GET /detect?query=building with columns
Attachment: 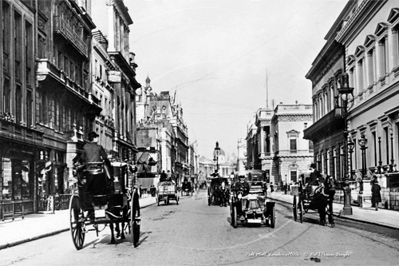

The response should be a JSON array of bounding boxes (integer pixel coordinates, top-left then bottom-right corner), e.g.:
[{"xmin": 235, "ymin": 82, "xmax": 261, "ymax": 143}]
[
  {"xmin": 304, "ymin": 8, "xmax": 347, "ymax": 181},
  {"xmin": 92, "ymin": 0, "xmax": 141, "ymax": 164},
  {"xmin": 246, "ymin": 103, "xmax": 313, "ymax": 188},
  {"xmin": 305, "ymin": 0, "xmax": 399, "ymax": 209},
  {"xmin": 335, "ymin": 0, "xmax": 399, "ymax": 208}
]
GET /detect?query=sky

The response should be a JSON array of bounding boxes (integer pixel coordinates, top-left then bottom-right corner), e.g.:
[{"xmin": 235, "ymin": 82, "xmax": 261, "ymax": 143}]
[{"xmin": 126, "ymin": 0, "xmax": 348, "ymax": 158}]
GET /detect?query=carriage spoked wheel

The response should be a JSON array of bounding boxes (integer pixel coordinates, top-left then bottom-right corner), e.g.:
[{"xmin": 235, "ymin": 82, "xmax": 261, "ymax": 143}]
[
  {"xmin": 293, "ymin": 195, "xmax": 298, "ymax": 222},
  {"xmin": 130, "ymin": 189, "xmax": 141, "ymax": 247},
  {"xmin": 298, "ymin": 199, "xmax": 304, "ymax": 223},
  {"xmin": 69, "ymin": 194, "xmax": 86, "ymax": 250},
  {"xmin": 270, "ymin": 207, "xmax": 276, "ymax": 228},
  {"xmin": 231, "ymin": 204, "xmax": 237, "ymax": 228}
]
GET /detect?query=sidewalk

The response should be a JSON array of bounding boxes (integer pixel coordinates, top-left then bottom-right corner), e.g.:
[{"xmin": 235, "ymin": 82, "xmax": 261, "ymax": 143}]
[
  {"xmin": 0, "ymin": 195, "xmax": 156, "ymax": 250},
  {"xmin": 267, "ymin": 191, "xmax": 399, "ymax": 230}
]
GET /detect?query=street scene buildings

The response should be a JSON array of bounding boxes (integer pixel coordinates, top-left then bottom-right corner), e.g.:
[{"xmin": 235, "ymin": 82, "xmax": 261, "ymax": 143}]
[{"xmin": 1, "ymin": 1, "xmax": 399, "ymax": 265}]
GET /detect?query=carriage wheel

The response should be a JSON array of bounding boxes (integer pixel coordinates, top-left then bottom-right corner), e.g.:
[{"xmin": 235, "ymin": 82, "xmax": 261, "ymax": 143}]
[
  {"xmin": 299, "ymin": 199, "xmax": 304, "ymax": 223},
  {"xmin": 130, "ymin": 189, "xmax": 141, "ymax": 247},
  {"xmin": 231, "ymin": 205, "xmax": 237, "ymax": 228},
  {"xmin": 69, "ymin": 195, "xmax": 85, "ymax": 250},
  {"xmin": 293, "ymin": 196, "xmax": 298, "ymax": 222},
  {"xmin": 270, "ymin": 207, "xmax": 276, "ymax": 228},
  {"xmin": 327, "ymin": 203, "xmax": 335, "ymax": 227}
]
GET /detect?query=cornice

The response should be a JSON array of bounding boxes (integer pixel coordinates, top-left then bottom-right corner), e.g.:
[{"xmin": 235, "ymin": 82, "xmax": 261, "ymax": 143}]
[{"xmin": 335, "ymin": 0, "xmax": 387, "ymax": 45}]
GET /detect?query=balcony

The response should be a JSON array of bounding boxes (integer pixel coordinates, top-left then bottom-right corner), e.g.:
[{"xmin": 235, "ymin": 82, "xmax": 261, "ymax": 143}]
[
  {"xmin": 53, "ymin": 16, "xmax": 88, "ymax": 58},
  {"xmin": 304, "ymin": 108, "xmax": 344, "ymax": 142},
  {"xmin": 36, "ymin": 59, "xmax": 101, "ymax": 115}
]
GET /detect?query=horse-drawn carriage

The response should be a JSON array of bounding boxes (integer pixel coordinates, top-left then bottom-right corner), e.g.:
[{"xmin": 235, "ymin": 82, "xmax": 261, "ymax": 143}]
[
  {"xmin": 207, "ymin": 177, "xmax": 230, "ymax": 206},
  {"xmin": 291, "ymin": 172, "xmax": 335, "ymax": 227},
  {"xmin": 156, "ymin": 180, "xmax": 179, "ymax": 205},
  {"xmin": 69, "ymin": 162, "xmax": 141, "ymax": 250},
  {"xmin": 181, "ymin": 181, "xmax": 194, "ymax": 196}
]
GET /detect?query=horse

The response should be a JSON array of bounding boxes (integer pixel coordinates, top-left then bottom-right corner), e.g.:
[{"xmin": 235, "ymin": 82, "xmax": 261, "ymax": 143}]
[{"xmin": 310, "ymin": 175, "xmax": 336, "ymax": 226}]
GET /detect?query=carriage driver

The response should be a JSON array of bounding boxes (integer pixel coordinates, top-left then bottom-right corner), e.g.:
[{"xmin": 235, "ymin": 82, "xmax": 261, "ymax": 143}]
[
  {"xmin": 306, "ymin": 163, "xmax": 324, "ymax": 196},
  {"xmin": 232, "ymin": 175, "xmax": 251, "ymax": 217},
  {"xmin": 82, "ymin": 132, "xmax": 113, "ymax": 220}
]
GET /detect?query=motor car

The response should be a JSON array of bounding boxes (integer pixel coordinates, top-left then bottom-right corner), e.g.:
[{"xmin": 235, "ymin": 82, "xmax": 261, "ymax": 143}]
[{"xmin": 230, "ymin": 187, "xmax": 275, "ymax": 228}]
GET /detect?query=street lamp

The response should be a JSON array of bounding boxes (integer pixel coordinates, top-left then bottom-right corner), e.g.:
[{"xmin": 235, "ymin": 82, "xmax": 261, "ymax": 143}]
[
  {"xmin": 358, "ymin": 134, "xmax": 368, "ymax": 193},
  {"xmin": 337, "ymin": 72, "xmax": 354, "ymax": 215},
  {"xmin": 278, "ymin": 158, "xmax": 282, "ymax": 190},
  {"xmin": 390, "ymin": 128, "xmax": 395, "ymax": 172},
  {"xmin": 213, "ymin": 141, "xmax": 220, "ymax": 173},
  {"xmin": 348, "ymin": 139, "xmax": 355, "ymax": 179}
]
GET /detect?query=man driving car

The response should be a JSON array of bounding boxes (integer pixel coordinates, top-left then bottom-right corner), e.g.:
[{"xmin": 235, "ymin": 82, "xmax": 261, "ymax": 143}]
[{"xmin": 232, "ymin": 175, "xmax": 250, "ymax": 217}]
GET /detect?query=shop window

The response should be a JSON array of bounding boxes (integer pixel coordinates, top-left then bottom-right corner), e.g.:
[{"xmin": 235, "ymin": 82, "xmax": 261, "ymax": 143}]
[
  {"xmin": 2, "ymin": 158, "xmax": 12, "ymax": 200},
  {"xmin": 1, "ymin": 159, "xmax": 31, "ymax": 201}
]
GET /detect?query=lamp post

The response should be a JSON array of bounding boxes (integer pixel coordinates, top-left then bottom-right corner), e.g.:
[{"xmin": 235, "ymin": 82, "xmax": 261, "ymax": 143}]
[
  {"xmin": 337, "ymin": 72, "xmax": 354, "ymax": 215},
  {"xmin": 358, "ymin": 134, "xmax": 368, "ymax": 193},
  {"xmin": 278, "ymin": 158, "xmax": 282, "ymax": 191},
  {"xmin": 348, "ymin": 139, "xmax": 355, "ymax": 179},
  {"xmin": 390, "ymin": 128, "xmax": 395, "ymax": 172},
  {"xmin": 213, "ymin": 141, "xmax": 220, "ymax": 173}
]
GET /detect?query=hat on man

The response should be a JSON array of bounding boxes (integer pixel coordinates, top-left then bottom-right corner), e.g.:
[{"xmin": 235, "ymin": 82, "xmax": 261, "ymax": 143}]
[
  {"xmin": 310, "ymin": 163, "xmax": 316, "ymax": 169},
  {"xmin": 88, "ymin": 131, "xmax": 99, "ymax": 141}
]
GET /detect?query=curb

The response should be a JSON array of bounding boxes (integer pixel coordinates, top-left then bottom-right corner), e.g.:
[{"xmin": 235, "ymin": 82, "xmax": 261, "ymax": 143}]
[
  {"xmin": 0, "ymin": 201, "xmax": 157, "ymax": 251},
  {"xmin": 0, "ymin": 228, "xmax": 69, "ymax": 251},
  {"xmin": 269, "ymin": 196, "xmax": 399, "ymax": 230}
]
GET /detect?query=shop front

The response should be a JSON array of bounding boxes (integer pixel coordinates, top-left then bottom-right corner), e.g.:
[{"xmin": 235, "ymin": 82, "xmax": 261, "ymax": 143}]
[{"xmin": 0, "ymin": 145, "xmax": 37, "ymax": 220}]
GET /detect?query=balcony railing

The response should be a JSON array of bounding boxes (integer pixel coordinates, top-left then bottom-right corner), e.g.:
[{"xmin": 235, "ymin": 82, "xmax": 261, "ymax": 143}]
[
  {"xmin": 53, "ymin": 16, "xmax": 88, "ymax": 58},
  {"xmin": 36, "ymin": 59, "xmax": 90, "ymax": 102}
]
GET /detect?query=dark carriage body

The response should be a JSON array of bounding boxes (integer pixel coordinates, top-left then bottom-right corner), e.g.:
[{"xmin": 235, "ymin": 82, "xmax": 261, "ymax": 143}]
[
  {"xmin": 291, "ymin": 172, "xmax": 335, "ymax": 227},
  {"xmin": 207, "ymin": 177, "xmax": 230, "ymax": 206},
  {"xmin": 69, "ymin": 162, "xmax": 141, "ymax": 250}
]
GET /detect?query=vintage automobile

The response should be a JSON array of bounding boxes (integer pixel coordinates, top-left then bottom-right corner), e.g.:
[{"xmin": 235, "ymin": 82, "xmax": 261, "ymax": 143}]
[
  {"xmin": 230, "ymin": 173, "xmax": 275, "ymax": 228},
  {"xmin": 230, "ymin": 192, "xmax": 275, "ymax": 228},
  {"xmin": 156, "ymin": 181, "xmax": 179, "ymax": 205}
]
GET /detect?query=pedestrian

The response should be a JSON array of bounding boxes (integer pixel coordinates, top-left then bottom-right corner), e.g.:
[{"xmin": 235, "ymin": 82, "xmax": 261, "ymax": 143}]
[
  {"xmin": 283, "ymin": 182, "xmax": 288, "ymax": 194},
  {"xmin": 139, "ymin": 184, "xmax": 143, "ymax": 198},
  {"xmin": 371, "ymin": 180, "xmax": 382, "ymax": 211},
  {"xmin": 370, "ymin": 175, "xmax": 377, "ymax": 207}
]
